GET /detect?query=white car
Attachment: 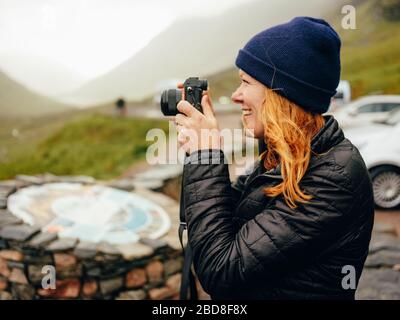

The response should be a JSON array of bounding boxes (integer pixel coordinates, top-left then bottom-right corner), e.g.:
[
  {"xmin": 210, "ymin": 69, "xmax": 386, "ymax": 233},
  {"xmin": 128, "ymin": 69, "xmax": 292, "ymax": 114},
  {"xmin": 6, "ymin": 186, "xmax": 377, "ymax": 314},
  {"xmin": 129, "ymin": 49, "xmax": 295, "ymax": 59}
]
[
  {"xmin": 332, "ymin": 95, "xmax": 400, "ymax": 129},
  {"xmin": 329, "ymin": 80, "xmax": 351, "ymax": 112},
  {"xmin": 344, "ymin": 109, "xmax": 400, "ymax": 209}
]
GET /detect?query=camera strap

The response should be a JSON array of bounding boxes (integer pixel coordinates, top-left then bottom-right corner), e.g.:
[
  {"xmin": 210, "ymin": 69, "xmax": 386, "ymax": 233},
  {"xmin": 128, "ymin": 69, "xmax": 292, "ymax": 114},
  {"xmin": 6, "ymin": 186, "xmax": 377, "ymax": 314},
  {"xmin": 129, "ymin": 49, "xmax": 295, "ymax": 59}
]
[{"xmin": 178, "ymin": 165, "xmax": 198, "ymax": 300}]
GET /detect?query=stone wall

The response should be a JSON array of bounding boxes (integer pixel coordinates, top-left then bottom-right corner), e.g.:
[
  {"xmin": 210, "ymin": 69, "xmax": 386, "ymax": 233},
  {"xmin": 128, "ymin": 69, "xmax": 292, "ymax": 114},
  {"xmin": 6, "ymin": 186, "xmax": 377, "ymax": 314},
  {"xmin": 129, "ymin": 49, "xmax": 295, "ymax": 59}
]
[
  {"xmin": 0, "ymin": 174, "xmax": 208, "ymax": 300},
  {"xmin": 0, "ymin": 239, "xmax": 183, "ymax": 300}
]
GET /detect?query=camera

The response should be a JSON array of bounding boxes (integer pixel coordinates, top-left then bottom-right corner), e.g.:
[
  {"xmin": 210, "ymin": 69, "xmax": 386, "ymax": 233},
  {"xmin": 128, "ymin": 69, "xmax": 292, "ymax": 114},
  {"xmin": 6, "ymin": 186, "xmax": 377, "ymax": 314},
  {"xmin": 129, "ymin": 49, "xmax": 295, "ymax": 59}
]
[{"xmin": 160, "ymin": 77, "xmax": 208, "ymax": 116}]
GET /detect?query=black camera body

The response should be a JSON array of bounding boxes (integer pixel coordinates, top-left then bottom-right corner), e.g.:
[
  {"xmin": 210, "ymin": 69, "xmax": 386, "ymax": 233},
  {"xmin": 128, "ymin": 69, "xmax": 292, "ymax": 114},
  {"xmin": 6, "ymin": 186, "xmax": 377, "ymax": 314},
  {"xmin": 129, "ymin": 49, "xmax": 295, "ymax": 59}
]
[{"xmin": 160, "ymin": 77, "xmax": 208, "ymax": 116}]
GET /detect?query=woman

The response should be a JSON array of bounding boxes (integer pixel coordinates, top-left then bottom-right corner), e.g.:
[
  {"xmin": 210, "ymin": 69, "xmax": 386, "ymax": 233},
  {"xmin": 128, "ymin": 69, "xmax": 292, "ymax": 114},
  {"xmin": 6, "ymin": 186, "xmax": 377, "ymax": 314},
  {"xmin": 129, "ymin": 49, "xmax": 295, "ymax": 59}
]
[{"xmin": 173, "ymin": 17, "xmax": 374, "ymax": 300}]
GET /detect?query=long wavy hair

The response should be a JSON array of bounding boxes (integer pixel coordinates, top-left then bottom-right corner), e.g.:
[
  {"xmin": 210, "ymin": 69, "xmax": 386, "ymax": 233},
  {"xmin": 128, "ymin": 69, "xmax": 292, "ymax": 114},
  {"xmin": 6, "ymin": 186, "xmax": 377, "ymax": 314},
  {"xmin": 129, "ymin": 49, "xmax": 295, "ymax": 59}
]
[{"xmin": 259, "ymin": 88, "xmax": 325, "ymax": 209}]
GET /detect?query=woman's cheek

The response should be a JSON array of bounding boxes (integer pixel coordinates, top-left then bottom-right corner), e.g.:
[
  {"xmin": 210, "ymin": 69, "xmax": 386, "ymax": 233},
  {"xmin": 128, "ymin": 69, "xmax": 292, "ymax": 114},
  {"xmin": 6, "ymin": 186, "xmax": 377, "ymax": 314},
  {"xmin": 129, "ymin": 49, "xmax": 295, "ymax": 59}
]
[
  {"xmin": 252, "ymin": 110, "xmax": 264, "ymax": 138},
  {"xmin": 242, "ymin": 114, "xmax": 254, "ymax": 137}
]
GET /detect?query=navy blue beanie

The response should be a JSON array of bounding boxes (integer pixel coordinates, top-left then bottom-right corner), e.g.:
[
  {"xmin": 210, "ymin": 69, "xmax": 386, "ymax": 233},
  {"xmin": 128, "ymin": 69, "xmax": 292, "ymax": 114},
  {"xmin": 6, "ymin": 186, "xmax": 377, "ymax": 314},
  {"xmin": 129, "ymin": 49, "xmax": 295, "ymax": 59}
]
[{"xmin": 235, "ymin": 16, "xmax": 341, "ymax": 114}]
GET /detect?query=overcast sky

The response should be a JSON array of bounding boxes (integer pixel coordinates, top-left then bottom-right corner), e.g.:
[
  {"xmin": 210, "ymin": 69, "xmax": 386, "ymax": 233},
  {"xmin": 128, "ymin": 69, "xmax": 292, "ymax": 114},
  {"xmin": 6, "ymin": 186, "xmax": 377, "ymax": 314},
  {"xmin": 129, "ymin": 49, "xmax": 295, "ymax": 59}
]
[{"xmin": 0, "ymin": 0, "xmax": 250, "ymax": 79}]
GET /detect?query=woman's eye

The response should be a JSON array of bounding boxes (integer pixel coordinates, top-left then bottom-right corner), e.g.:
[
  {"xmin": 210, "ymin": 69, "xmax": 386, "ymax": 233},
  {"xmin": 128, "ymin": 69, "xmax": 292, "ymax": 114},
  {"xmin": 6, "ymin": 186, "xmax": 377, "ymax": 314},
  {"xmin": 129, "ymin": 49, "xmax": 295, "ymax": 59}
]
[{"xmin": 241, "ymin": 79, "xmax": 249, "ymax": 84}]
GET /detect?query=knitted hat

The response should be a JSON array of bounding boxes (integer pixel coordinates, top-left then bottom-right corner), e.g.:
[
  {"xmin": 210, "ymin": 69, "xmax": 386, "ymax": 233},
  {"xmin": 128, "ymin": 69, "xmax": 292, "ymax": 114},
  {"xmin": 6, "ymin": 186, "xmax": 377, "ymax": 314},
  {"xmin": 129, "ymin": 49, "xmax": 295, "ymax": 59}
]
[{"xmin": 235, "ymin": 16, "xmax": 341, "ymax": 114}]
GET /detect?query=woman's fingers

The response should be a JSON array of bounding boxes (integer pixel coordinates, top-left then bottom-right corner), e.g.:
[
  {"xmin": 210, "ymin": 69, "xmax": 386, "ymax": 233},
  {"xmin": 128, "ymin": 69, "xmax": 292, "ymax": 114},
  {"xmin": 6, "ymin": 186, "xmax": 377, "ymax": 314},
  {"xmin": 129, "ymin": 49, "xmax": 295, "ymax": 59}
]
[
  {"xmin": 167, "ymin": 116, "xmax": 176, "ymax": 122},
  {"xmin": 175, "ymin": 113, "xmax": 190, "ymax": 127},
  {"xmin": 201, "ymin": 94, "xmax": 216, "ymax": 118},
  {"xmin": 177, "ymin": 100, "xmax": 203, "ymax": 118},
  {"xmin": 177, "ymin": 125, "xmax": 187, "ymax": 143},
  {"xmin": 177, "ymin": 82, "xmax": 185, "ymax": 100}
]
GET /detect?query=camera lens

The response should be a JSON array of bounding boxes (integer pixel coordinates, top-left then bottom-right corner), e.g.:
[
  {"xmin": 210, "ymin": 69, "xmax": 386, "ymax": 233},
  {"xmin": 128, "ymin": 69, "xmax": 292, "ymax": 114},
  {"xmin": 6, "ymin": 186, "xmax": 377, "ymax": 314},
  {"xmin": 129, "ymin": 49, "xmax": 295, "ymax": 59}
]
[{"xmin": 160, "ymin": 89, "xmax": 182, "ymax": 116}]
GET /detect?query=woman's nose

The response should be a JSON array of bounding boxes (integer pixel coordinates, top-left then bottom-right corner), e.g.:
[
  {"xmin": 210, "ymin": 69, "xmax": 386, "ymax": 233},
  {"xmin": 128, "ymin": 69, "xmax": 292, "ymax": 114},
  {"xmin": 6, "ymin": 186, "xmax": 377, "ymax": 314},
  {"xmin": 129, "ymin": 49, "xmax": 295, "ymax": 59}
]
[{"xmin": 231, "ymin": 88, "xmax": 242, "ymax": 104}]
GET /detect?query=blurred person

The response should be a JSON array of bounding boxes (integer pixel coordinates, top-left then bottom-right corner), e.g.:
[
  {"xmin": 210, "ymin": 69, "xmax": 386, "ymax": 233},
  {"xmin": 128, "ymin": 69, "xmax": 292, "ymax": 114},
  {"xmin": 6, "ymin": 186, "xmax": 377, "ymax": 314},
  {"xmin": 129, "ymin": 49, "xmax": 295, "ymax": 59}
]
[
  {"xmin": 173, "ymin": 17, "xmax": 374, "ymax": 299},
  {"xmin": 116, "ymin": 97, "xmax": 127, "ymax": 117}
]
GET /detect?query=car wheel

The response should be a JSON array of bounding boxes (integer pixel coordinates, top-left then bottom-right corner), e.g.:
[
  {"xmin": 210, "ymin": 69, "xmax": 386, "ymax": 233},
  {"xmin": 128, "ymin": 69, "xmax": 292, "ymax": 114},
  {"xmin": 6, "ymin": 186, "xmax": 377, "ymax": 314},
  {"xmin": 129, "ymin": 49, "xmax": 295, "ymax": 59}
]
[{"xmin": 370, "ymin": 165, "xmax": 400, "ymax": 210}]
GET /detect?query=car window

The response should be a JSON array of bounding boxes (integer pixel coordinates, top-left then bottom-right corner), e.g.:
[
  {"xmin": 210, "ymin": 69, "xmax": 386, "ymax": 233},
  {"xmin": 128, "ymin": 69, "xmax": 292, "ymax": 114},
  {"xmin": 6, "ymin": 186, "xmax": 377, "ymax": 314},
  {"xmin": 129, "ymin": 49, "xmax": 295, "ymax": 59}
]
[
  {"xmin": 357, "ymin": 103, "xmax": 383, "ymax": 113},
  {"xmin": 381, "ymin": 103, "xmax": 400, "ymax": 112},
  {"xmin": 334, "ymin": 92, "xmax": 344, "ymax": 99}
]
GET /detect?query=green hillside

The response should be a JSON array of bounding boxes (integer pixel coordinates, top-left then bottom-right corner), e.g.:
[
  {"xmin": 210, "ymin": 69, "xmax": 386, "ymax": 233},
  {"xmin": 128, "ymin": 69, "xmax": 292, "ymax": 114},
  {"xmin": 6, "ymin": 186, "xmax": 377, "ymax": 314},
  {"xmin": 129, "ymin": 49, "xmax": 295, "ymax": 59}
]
[
  {"xmin": 206, "ymin": 0, "xmax": 400, "ymax": 100},
  {"xmin": 333, "ymin": 0, "xmax": 400, "ymax": 98},
  {"xmin": 0, "ymin": 115, "xmax": 169, "ymax": 180}
]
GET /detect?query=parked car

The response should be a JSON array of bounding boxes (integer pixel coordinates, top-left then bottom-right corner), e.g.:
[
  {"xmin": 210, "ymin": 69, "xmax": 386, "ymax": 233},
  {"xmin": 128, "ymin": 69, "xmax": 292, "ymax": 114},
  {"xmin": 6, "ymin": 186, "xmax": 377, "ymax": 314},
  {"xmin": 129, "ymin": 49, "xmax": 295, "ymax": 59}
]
[
  {"xmin": 344, "ymin": 109, "xmax": 400, "ymax": 209},
  {"xmin": 332, "ymin": 95, "xmax": 400, "ymax": 129},
  {"xmin": 329, "ymin": 80, "xmax": 351, "ymax": 112}
]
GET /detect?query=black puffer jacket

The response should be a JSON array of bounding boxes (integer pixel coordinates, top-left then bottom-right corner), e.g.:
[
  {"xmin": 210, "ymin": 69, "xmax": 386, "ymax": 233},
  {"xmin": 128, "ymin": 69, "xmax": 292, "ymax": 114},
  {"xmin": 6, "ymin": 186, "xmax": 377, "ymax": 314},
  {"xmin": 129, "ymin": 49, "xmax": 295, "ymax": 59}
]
[{"xmin": 183, "ymin": 115, "xmax": 374, "ymax": 300}]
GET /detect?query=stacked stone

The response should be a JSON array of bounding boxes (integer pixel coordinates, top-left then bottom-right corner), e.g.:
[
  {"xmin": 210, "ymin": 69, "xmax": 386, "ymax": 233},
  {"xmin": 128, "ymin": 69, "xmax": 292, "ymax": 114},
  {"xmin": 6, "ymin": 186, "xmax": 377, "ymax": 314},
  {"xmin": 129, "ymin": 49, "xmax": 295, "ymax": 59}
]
[{"xmin": 0, "ymin": 174, "xmax": 208, "ymax": 300}]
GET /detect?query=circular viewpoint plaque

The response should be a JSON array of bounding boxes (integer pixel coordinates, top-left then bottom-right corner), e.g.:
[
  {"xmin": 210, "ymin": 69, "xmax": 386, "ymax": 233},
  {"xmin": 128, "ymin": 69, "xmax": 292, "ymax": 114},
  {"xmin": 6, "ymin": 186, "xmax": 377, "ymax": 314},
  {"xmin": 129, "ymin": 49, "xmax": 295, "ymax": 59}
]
[{"xmin": 7, "ymin": 183, "xmax": 171, "ymax": 244}]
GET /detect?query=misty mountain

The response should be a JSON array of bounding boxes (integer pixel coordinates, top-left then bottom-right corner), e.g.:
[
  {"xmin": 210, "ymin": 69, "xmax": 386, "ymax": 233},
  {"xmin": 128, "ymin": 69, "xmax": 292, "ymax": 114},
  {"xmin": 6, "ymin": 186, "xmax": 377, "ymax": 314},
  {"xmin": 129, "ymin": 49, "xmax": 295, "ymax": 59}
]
[
  {"xmin": 0, "ymin": 69, "xmax": 73, "ymax": 117},
  {"xmin": 66, "ymin": 0, "xmax": 342, "ymax": 106},
  {"xmin": 0, "ymin": 53, "xmax": 88, "ymax": 99}
]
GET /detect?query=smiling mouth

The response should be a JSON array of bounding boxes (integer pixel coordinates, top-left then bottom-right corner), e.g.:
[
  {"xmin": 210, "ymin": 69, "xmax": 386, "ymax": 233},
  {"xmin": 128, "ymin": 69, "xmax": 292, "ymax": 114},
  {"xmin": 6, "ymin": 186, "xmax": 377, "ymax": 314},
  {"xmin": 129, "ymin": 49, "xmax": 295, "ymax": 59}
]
[{"xmin": 242, "ymin": 109, "xmax": 252, "ymax": 116}]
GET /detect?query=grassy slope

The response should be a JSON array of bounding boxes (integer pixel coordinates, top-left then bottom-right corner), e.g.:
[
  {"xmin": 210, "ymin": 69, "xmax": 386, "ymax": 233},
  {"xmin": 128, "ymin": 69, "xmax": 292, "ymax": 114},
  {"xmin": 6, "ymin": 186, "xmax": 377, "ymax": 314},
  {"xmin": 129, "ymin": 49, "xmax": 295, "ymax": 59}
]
[
  {"xmin": 332, "ymin": 0, "xmax": 400, "ymax": 98},
  {"xmin": 204, "ymin": 0, "xmax": 400, "ymax": 100},
  {"xmin": 0, "ymin": 105, "xmax": 110, "ymax": 164},
  {"xmin": 0, "ymin": 114, "xmax": 169, "ymax": 180}
]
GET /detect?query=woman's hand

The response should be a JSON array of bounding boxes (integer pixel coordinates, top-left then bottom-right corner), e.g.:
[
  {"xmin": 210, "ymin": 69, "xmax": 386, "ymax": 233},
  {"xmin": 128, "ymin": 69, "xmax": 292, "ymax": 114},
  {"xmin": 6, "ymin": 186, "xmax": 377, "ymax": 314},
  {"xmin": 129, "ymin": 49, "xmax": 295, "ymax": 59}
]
[{"xmin": 171, "ymin": 83, "xmax": 221, "ymax": 155}]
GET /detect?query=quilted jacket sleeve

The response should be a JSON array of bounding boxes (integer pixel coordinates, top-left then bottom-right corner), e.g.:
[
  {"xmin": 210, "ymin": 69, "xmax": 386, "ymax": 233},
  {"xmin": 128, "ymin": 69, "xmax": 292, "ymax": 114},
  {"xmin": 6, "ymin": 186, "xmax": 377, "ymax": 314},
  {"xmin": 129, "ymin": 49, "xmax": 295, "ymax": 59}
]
[{"xmin": 183, "ymin": 149, "xmax": 357, "ymax": 297}]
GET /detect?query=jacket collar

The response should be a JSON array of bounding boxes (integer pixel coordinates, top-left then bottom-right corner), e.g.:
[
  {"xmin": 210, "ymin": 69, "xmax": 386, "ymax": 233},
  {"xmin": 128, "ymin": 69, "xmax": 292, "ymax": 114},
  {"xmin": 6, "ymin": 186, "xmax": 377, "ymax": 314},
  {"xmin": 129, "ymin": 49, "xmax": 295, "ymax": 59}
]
[
  {"xmin": 311, "ymin": 115, "xmax": 344, "ymax": 155},
  {"xmin": 259, "ymin": 115, "xmax": 344, "ymax": 179}
]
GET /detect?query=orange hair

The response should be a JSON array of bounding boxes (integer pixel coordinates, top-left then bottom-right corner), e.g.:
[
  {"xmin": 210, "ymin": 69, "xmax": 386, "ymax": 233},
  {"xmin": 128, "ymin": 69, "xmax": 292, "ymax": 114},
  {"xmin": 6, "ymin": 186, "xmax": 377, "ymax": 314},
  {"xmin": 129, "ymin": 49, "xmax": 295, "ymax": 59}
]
[{"xmin": 259, "ymin": 88, "xmax": 325, "ymax": 209}]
